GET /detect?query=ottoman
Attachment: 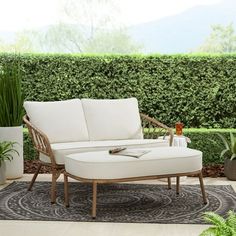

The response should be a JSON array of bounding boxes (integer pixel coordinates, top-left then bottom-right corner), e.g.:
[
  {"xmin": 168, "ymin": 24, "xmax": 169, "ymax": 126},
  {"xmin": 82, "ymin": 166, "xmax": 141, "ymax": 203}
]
[{"xmin": 64, "ymin": 147, "xmax": 207, "ymax": 218}]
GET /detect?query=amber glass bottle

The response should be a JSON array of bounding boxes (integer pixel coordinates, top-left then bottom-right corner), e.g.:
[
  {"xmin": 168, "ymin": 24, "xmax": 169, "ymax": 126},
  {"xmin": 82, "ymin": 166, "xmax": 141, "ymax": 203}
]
[{"xmin": 175, "ymin": 121, "xmax": 183, "ymax": 136}]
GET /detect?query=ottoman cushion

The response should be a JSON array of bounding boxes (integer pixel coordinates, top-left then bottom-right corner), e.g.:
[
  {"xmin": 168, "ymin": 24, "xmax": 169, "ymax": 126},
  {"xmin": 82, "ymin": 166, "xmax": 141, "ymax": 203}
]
[{"xmin": 65, "ymin": 147, "xmax": 202, "ymax": 179}]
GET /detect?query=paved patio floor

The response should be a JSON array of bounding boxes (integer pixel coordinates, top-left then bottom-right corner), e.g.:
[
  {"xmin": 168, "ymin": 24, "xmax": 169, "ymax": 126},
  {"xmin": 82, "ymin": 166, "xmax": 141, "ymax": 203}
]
[{"xmin": 0, "ymin": 174, "xmax": 235, "ymax": 236}]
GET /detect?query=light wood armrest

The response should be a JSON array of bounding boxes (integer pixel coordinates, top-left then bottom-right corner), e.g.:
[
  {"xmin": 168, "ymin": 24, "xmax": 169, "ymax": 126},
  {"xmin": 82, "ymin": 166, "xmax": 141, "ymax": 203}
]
[
  {"xmin": 140, "ymin": 113, "xmax": 174, "ymax": 146},
  {"xmin": 23, "ymin": 115, "xmax": 56, "ymax": 166}
]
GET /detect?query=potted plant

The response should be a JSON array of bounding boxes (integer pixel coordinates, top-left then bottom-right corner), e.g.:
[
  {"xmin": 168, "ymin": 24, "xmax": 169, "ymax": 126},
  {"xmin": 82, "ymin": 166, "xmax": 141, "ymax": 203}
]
[
  {"xmin": 200, "ymin": 211, "xmax": 236, "ymax": 236},
  {"xmin": 0, "ymin": 59, "xmax": 24, "ymax": 179},
  {"xmin": 0, "ymin": 141, "xmax": 19, "ymax": 184},
  {"xmin": 217, "ymin": 132, "xmax": 236, "ymax": 180}
]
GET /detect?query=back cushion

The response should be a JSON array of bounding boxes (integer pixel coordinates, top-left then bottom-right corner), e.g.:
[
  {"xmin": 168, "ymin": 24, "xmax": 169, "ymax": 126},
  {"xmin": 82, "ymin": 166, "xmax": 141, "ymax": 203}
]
[
  {"xmin": 24, "ymin": 99, "xmax": 89, "ymax": 143},
  {"xmin": 82, "ymin": 98, "xmax": 143, "ymax": 141}
]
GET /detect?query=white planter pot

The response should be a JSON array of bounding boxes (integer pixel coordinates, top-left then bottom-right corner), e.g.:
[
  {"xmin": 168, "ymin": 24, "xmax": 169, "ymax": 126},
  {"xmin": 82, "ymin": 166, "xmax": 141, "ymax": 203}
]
[
  {"xmin": 0, "ymin": 126, "xmax": 23, "ymax": 179},
  {"xmin": 0, "ymin": 161, "xmax": 6, "ymax": 185}
]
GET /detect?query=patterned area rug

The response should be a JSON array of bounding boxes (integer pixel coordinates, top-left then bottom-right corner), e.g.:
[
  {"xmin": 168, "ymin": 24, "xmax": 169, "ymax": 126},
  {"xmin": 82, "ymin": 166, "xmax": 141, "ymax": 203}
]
[{"xmin": 0, "ymin": 181, "xmax": 235, "ymax": 224}]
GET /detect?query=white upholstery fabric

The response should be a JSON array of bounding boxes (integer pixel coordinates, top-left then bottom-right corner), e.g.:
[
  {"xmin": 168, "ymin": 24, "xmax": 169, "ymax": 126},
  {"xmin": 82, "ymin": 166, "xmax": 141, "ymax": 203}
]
[
  {"xmin": 65, "ymin": 147, "xmax": 202, "ymax": 179},
  {"xmin": 24, "ymin": 99, "xmax": 89, "ymax": 143},
  {"xmin": 39, "ymin": 139, "xmax": 169, "ymax": 164},
  {"xmin": 81, "ymin": 98, "xmax": 143, "ymax": 141}
]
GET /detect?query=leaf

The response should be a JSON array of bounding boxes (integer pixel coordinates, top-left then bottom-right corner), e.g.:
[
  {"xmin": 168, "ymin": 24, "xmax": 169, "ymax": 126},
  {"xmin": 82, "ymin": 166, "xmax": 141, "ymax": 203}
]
[
  {"xmin": 230, "ymin": 154, "xmax": 236, "ymax": 161},
  {"xmin": 201, "ymin": 211, "xmax": 236, "ymax": 236},
  {"xmin": 200, "ymin": 227, "xmax": 218, "ymax": 236},
  {"xmin": 220, "ymin": 149, "xmax": 230, "ymax": 158},
  {"xmin": 0, "ymin": 141, "xmax": 18, "ymax": 164},
  {"xmin": 203, "ymin": 212, "xmax": 226, "ymax": 227},
  {"xmin": 216, "ymin": 133, "xmax": 230, "ymax": 152},
  {"xmin": 226, "ymin": 211, "xmax": 236, "ymax": 232},
  {"xmin": 230, "ymin": 132, "xmax": 236, "ymax": 153},
  {"xmin": 0, "ymin": 59, "xmax": 24, "ymax": 127}
]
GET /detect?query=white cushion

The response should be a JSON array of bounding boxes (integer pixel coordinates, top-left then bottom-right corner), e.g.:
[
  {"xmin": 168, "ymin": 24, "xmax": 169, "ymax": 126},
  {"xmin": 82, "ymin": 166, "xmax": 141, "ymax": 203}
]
[
  {"xmin": 39, "ymin": 139, "xmax": 169, "ymax": 164},
  {"xmin": 24, "ymin": 99, "xmax": 89, "ymax": 143},
  {"xmin": 65, "ymin": 147, "xmax": 202, "ymax": 179},
  {"xmin": 81, "ymin": 98, "xmax": 143, "ymax": 141}
]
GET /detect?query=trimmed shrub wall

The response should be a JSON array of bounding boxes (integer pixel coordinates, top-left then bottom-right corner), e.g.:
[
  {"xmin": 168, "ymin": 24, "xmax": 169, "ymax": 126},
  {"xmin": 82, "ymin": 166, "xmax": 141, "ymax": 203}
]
[
  {"xmin": 24, "ymin": 130, "xmax": 37, "ymax": 161},
  {"xmin": 184, "ymin": 129, "xmax": 236, "ymax": 165},
  {"xmin": 1, "ymin": 53, "xmax": 236, "ymax": 128},
  {"xmin": 23, "ymin": 129, "xmax": 236, "ymax": 165}
]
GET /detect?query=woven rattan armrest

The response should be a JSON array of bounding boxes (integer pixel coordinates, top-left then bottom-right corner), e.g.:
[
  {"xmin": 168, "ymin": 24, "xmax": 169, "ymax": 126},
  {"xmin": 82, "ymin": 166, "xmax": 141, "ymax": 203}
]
[
  {"xmin": 23, "ymin": 115, "xmax": 56, "ymax": 166},
  {"xmin": 140, "ymin": 113, "xmax": 173, "ymax": 146}
]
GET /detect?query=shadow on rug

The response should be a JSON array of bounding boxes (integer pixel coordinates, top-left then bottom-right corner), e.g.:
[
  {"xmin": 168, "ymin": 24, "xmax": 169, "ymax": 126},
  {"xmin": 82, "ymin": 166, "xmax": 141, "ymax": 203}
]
[{"xmin": 0, "ymin": 181, "xmax": 235, "ymax": 224}]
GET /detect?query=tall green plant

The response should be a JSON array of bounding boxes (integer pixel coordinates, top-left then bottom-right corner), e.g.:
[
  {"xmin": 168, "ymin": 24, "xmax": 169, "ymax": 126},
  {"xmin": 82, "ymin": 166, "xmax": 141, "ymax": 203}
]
[
  {"xmin": 200, "ymin": 211, "xmax": 236, "ymax": 236},
  {"xmin": 217, "ymin": 132, "xmax": 236, "ymax": 160},
  {"xmin": 0, "ymin": 61, "xmax": 24, "ymax": 126},
  {"xmin": 0, "ymin": 141, "xmax": 19, "ymax": 167}
]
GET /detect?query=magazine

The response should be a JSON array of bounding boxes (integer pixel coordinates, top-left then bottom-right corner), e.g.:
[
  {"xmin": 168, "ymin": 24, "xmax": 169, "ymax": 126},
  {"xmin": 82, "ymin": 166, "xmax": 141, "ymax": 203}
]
[{"xmin": 109, "ymin": 147, "xmax": 150, "ymax": 158}]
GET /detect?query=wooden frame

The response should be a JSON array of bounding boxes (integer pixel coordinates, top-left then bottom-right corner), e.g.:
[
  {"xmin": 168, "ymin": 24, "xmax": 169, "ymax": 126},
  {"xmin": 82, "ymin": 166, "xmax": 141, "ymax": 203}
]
[
  {"xmin": 64, "ymin": 170, "xmax": 207, "ymax": 219},
  {"xmin": 23, "ymin": 115, "xmax": 64, "ymax": 203},
  {"xmin": 23, "ymin": 114, "xmax": 174, "ymax": 203}
]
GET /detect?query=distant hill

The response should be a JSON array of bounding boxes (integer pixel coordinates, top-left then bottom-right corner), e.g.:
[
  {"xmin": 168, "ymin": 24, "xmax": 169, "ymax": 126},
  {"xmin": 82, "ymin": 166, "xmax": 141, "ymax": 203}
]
[
  {"xmin": 1, "ymin": 0, "xmax": 236, "ymax": 54},
  {"xmin": 129, "ymin": 0, "xmax": 236, "ymax": 53}
]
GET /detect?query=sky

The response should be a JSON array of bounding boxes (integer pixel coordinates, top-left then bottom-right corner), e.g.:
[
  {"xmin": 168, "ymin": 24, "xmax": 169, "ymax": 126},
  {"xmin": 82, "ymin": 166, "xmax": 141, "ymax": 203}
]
[{"xmin": 0, "ymin": 0, "xmax": 222, "ymax": 31}]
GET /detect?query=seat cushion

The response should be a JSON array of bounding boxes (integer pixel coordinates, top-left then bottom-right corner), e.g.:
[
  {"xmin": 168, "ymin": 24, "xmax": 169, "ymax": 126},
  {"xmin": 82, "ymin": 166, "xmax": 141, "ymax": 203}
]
[
  {"xmin": 39, "ymin": 139, "xmax": 169, "ymax": 164},
  {"xmin": 24, "ymin": 99, "xmax": 89, "ymax": 143},
  {"xmin": 81, "ymin": 98, "xmax": 143, "ymax": 141},
  {"xmin": 65, "ymin": 147, "xmax": 202, "ymax": 179}
]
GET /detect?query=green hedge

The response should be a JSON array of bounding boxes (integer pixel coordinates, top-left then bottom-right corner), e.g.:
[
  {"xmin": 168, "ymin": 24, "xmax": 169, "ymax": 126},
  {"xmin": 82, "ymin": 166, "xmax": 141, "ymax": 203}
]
[
  {"xmin": 1, "ymin": 53, "xmax": 236, "ymax": 128},
  {"xmin": 184, "ymin": 129, "xmax": 235, "ymax": 165},
  {"xmin": 23, "ymin": 128, "xmax": 236, "ymax": 165},
  {"xmin": 23, "ymin": 130, "xmax": 37, "ymax": 161}
]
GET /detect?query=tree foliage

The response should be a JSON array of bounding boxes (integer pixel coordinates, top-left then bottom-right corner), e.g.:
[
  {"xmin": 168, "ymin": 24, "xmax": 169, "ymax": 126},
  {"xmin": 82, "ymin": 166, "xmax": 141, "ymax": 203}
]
[
  {"xmin": 42, "ymin": 0, "xmax": 142, "ymax": 53},
  {"xmin": 83, "ymin": 29, "xmax": 142, "ymax": 54},
  {"xmin": 197, "ymin": 23, "xmax": 236, "ymax": 53},
  {"xmin": 0, "ymin": 0, "xmax": 142, "ymax": 54},
  {"xmin": 0, "ymin": 31, "xmax": 36, "ymax": 53}
]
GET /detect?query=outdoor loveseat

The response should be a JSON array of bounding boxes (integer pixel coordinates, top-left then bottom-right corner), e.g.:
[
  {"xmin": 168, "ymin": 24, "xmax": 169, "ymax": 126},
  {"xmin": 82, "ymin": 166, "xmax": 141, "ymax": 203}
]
[{"xmin": 23, "ymin": 98, "xmax": 174, "ymax": 203}]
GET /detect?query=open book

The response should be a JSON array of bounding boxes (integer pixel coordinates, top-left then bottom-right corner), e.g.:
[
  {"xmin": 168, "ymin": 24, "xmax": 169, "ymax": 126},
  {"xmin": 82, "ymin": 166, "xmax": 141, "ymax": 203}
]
[{"xmin": 109, "ymin": 148, "xmax": 150, "ymax": 158}]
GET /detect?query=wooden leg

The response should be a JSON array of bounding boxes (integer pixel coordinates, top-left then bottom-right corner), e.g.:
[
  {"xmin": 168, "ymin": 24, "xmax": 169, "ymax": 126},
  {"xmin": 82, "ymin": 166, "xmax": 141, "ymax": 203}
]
[
  {"xmin": 176, "ymin": 176, "xmax": 180, "ymax": 195},
  {"xmin": 198, "ymin": 172, "xmax": 207, "ymax": 204},
  {"xmin": 167, "ymin": 177, "xmax": 171, "ymax": 189},
  {"xmin": 51, "ymin": 169, "xmax": 57, "ymax": 204},
  {"xmin": 28, "ymin": 163, "xmax": 42, "ymax": 191},
  {"xmin": 64, "ymin": 172, "xmax": 69, "ymax": 207},
  {"xmin": 92, "ymin": 181, "xmax": 97, "ymax": 219}
]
